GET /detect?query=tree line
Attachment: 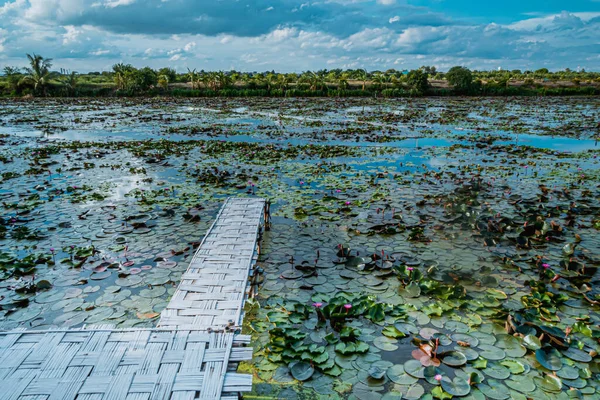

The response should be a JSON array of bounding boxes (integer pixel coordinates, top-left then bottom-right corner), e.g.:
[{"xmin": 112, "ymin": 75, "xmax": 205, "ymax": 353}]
[{"xmin": 2, "ymin": 54, "xmax": 599, "ymax": 97}]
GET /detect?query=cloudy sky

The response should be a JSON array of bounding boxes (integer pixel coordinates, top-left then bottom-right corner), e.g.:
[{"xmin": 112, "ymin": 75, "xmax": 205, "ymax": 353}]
[{"xmin": 1, "ymin": 0, "xmax": 599, "ymax": 72}]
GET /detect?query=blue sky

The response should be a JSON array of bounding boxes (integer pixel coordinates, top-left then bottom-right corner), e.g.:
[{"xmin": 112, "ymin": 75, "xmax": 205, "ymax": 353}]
[{"xmin": 1, "ymin": 0, "xmax": 599, "ymax": 72}]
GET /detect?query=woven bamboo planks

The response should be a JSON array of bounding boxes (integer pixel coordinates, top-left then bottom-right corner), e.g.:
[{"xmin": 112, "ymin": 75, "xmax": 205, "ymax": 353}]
[
  {"xmin": 0, "ymin": 328, "xmax": 252, "ymax": 400},
  {"xmin": 0, "ymin": 197, "xmax": 267, "ymax": 400},
  {"xmin": 158, "ymin": 197, "xmax": 265, "ymax": 331}
]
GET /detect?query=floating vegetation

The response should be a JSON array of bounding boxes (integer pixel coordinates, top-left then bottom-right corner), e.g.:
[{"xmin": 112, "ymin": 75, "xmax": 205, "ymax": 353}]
[{"xmin": 1, "ymin": 97, "xmax": 600, "ymax": 399}]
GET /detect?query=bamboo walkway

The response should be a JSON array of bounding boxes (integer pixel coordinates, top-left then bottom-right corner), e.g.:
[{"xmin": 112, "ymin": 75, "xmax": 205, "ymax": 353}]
[{"xmin": 0, "ymin": 197, "xmax": 268, "ymax": 400}]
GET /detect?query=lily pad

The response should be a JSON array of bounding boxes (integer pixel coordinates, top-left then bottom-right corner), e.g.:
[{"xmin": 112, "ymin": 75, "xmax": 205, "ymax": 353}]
[
  {"xmin": 404, "ymin": 360, "xmax": 426, "ymax": 378},
  {"xmin": 477, "ymin": 344, "xmax": 506, "ymax": 361},
  {"xmin": 522, "ymin": 334, "xmax": 541, "ymax": 350},
  {"xmin": 404, "ymin": 281, "xmax": 421, "ymax": 298},
  {"xmin": 533, "ymin": 374, "xmax": 562, "ymax": 393},
  {"xmin": 478, "ymin": 380, "xmax": 511, "ymax": 400},
  {"xmin": 373, "ymin": 336, "xmax": 398, "ymax": 351},
  {"xmin": 505, "ymin": 375, "xmax": 536, "ymax": 393},
  {"xmin": 289, "ymin": 361, "xmax": 314, "ymax": 381},
  {"xmin": 561, "ymin": 347, "xmax": 592, "ymax": 363},
  {"xmin": 440, "ymin": 351, "xmax": 467, "ymax": 367},
  {"xmin": 368, "ymin": 365, "xmax": 387, "ymax": 380},
  {"xmin": 535, "ymin": 347, "xmax": 562, "ymax": 371},
  {"xmin": 441, "ymin": 376, "xmax": 471, "ymax": 397}
]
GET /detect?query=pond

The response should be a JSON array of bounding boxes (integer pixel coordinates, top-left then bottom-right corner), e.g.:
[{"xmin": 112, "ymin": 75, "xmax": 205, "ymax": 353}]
[{"xmin": 0, "ymin": 97, "xmax": 599, "ymax": 399}]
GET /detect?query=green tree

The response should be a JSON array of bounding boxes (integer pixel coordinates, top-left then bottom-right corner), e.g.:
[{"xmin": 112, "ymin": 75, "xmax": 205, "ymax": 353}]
[
  {"xmin": 357, "ymin": 69, "xmax": 368, "ymax": 90},
  {"xmin": 534, "ymin": 68, "xmax": 549, "ymax": 79},
  {"xmin": 3, "ymin": 66, "xmax": 22, "ymax": 93},
  {"xmin": 157, "ymin": 74, "xmax": 169, "ymax": 89},
  {"xmin": 446, "ymin": 66, "xmax": 473, "ymax": 93},
  {"xmin": 249, "ymin": 74, "xmax": 264, "ymax": 89},
  {"xmin": 276, "ymin": 73, "xmax": 294, "ymax": 94},
  {"xmin": 372, "ymin": 72, "xmax": 389, "ymax": 92},
  {"xmin": 407, "ymin": 69, "xmax": 429, "ymax": 94},
  {"xmin": 264, "ymin": 73, "xmax": 277, "ymax": 92},
  {"xmin": 21, "ymin": 54, "xmax": 53, "ymax": 95},
  {"xmin": 200, "ymin": 72, "xmax": 213, "ymax": 89},
  {"xmin": 215, "ymin": 71, "xmax": 231, "ymax": 90},
  {"xmin": 336, "ymin": 72, "xmax": 350, "ymax": 91},
  {"xmin": 419, "ymin": 65, "xmax": 437, "ymax": 75},
  {"xmin": 229, "ymin": 71, "xmax": 241, "ymax": 86},
  {"xmin": 157, "ymin": 67, "xmax": 177, "ymax": 83},
  {"xmin": 186, "ymin": 68, "xmax": 199, "ymax": 89},
  {"xmin": 134, "ymin": 67, "xmax": 158, "ymax": 90},
  {"xmin": 59, "ymin": 69, "xmax": 78, "ymax": 95},
  {"xmin": 112, "ymin": 63, "xmax": 135, "ymax": 90},
  {"xmin": 300, "ymin": 71, "xmax": 326, "ymax": 91}
]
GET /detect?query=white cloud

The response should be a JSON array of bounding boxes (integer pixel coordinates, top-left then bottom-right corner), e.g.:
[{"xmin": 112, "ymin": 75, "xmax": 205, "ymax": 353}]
[
  {"xmin": 396, "ymin": 26, "xmax": 444, "ymax": 47},
  {"xmin": 0, "ymin": 1, "xmax": 599, "ymax": 72},
  {"xmin": 0, "ymin": 28, "xmax": 6, "ymax": 52},
  {"xmin": 183, "ymin": 42, "xmax": 196, "ymax": 52},
  {"xmin": 0, "ymin": 0, "xmax": 26, "ymax": 16},
  {"xmin": 62, "ymin": 25, "xmax": 82, "ymax": 45},
  {"xmin": 23, "ymin": 0, "xmax": 86, "ymax": 21},
  {"xmin": 89, "ymin": 49, "xmax": 110, "ymax": 55},
  {"xmin": 103, "ymin": 0, "xmax": 136, "ymax": 8},
  {"xmin": 220, "ymin": 35, "xmax": 234, "ymax": 44},
  {"xmin": 508, "ymin": 11, "xmax": 600, "ymax": 31},
  {"xmin": 258, "ymin": 27, "xmax": 298, "ymax": 43}
]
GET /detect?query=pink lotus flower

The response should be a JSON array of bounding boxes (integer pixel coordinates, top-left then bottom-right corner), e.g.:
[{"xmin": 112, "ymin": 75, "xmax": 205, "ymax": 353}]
[
  {"xmin": 407, "ymin": 267, "xmax": 414, "ymax": 271},
  {"xmin": 344, "ymin": 304, "xmax": 352, "ymax": 310},
  {"xmin": 542, "ymin": 263, "xmax": 550, "ymax": 269},
  {"xmin": 435, "ymin": 374, "xmax": 442, "ymax": 381},
  {"xmin": 345, "ymin": 201, "xmax": 351, "ymax": 205},
  {"xmin": 312, "ymin": 302, "xmax": 323, "ymax": 308}
]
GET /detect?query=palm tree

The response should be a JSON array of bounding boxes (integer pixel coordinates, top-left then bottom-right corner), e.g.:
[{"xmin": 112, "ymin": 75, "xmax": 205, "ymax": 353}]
[
  {"xmin": 60, "ymin": 69, "xmax": 78, "ymax": 95},
  {"xmin": 21, "ymin": 53, "xmax": 53, "ymax": 95},
  {"xmin": 264, "ymin": 73, "xmax": 277, "ymax": 92},
  {"xmin": 357, "ymin": 69, "xmax": 368, "ymax": 91},
  {"xmin": 391, "ymin": 74, "xmax": 404, "ymax": 88},
  {"xmin": 277, "ymin": 74, "xmax": 294, "ymax": 94},
  {"xmin": 216, "ymin": 71, "xmax": 231, "ymax": 90},
  {"xmin": 229, "ymin": 71, "xmax": 241, "ymax": 87},
  {"xmin": 337, "ymin": 72, "xmax": 350, "ymax": 91},
  {"xmin": 252, "ymin": 74, "xmax": 265, "ymax": 89},
  {"xmin": 372, "ymin": 72, "xmax": 389, "ymax": 94},
  {"xmin": 326, "ymin": 71, "xmax": 339, "ymax": 86},
  {"xmin": 301, "ymin": 72, "xmax": 325, "ymax": 91},
  {"xmin": 186, "ymin": 68, "xmax": 199, "ymax": 89},
  {"xmin": 199, "ymin": 72, "xmax": 212, "ymax": 90},
  {"xmin": 240, "ymin": 73, "xmax": 254, "ymax": 88}
]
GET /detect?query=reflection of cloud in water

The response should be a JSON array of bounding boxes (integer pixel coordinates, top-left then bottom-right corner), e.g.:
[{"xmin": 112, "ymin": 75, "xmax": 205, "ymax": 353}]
[
  {"xmin": 427, "ymin": 157, "xmax": 451, "ymax": 168},
  {"xmin": 106, "ymin": 175, "xmax": 147, "ymax": 201}
]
